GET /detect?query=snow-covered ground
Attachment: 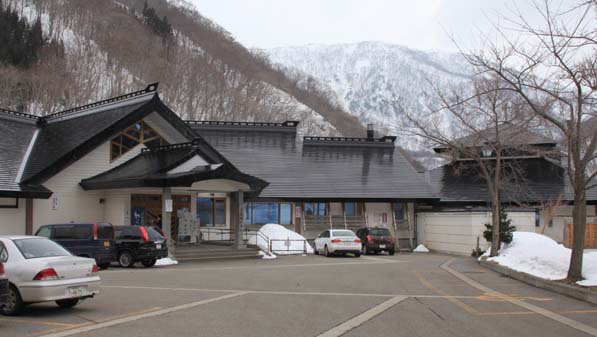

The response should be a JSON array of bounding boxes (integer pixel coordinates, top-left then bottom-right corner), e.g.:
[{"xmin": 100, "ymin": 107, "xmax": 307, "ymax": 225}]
[
  {"xmin": 155, "ymin": 257, "xmax": 178, "ymax": 267},
  {"xmin": 248, "ymin": 224, "xmax": 314, "ymax": 255},
  {"xmin": 413, "ymin": 244, "xmax": 429, "ymax": 253},
  {"xmin": 484, "ymin": 232, "xmax": 597, "ymax": 286}
]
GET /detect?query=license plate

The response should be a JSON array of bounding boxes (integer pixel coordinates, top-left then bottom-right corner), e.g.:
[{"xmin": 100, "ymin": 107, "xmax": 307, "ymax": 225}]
[
  {"xmin": 103, "ymin": 241, "xmax": 110, "ymax": 247},
  {"xmin": 68, "ymin": 286, "xmax": 86, "ymax": 297},
  {"xmin": 156, "ymin": 244, "xmax": 162, "ymax": 249},
  {"xmin": 379, "ymin": 244, "xmax": 386, "ymax": 248}
]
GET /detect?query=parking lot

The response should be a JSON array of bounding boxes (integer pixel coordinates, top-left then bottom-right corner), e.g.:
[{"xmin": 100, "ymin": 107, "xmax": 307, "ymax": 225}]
[{"xmin": 2, "ymin": 253, "xmax": 597, "ymax": 337}]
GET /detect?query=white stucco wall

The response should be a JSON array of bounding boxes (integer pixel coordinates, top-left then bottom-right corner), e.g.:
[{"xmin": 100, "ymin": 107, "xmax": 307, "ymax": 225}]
[
  {"xmin": 417, "ymin": 211, "xmax": 536, "ymax": 255},
  {"xmin": 0, "ymin": 199, "xmax": 26, "ymax": 235}
]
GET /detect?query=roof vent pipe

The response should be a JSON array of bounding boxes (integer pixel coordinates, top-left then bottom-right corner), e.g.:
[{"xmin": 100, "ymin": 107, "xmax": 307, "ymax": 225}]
[{"xmin": 367, "ymin": 124, "xmax": 375, "ymax": 139}]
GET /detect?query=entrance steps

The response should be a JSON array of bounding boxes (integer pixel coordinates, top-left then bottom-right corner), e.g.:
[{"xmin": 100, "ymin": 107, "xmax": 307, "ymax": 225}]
[{"xmin": 174, "ymin": 243, "xmax": 260, "ymax": 261}]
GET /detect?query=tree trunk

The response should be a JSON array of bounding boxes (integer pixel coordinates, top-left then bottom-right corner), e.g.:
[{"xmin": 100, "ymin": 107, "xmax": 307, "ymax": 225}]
[
  {"xmin": 489, "ymin": 198, "xmax": 501, "ymax": 257},
  {"xmin": 567, "ymin": 190, "xmax": 587, "ymax": 281}
]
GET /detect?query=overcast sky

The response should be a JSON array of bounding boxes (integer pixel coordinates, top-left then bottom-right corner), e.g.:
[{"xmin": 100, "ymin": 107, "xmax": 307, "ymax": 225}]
[{"xmin": 188, "ymin": 0, "xmax": 578, "ymax": 52}]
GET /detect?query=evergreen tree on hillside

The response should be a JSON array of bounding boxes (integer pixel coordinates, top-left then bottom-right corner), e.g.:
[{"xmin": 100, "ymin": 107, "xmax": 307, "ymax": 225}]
[
  {"xmin": 141, "ymin": 1, "xmax": 172, "ymax": 40},
  {"xmin": 0, "ymin": 3, "xmax": 45, "ymax": 68}
]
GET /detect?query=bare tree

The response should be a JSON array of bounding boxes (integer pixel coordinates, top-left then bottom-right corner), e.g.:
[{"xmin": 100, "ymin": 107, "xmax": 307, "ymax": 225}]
[
  {"xmin": 395, "ymin": 76, "xmax": 535, "ymax": 256},
  {"xmin": 459, "ymin": 0, "xmax": 596, "ymax": 281}
]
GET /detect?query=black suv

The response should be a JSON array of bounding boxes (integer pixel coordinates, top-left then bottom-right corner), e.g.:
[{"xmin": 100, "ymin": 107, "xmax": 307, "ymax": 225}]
[
  {"xmin": 114, "ymin": 226, "xmax": 167, "ymax": 268},
  {"xmin": 35, "ymin": 223, "xmax": 116, "ymax": 269},
  {"xmin": 356, "ymin": 227, "xmax": 396, "ymax": 255}
]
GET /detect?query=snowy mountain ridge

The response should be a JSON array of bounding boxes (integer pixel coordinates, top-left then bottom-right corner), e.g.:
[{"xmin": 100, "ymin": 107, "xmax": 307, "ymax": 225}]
[{"xmin": 265, "ymin": 41, "xmax": 473, "ymax": 149}]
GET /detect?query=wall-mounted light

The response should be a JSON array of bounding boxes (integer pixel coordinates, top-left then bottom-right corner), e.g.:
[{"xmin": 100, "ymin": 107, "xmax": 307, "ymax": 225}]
[
  {"xmin": 99, "ymin": 198, "xmax": 105, "ymax": 204},
  {"xmin": 481, "ymin": 148, "xmax": 493, "ymax": 157}
]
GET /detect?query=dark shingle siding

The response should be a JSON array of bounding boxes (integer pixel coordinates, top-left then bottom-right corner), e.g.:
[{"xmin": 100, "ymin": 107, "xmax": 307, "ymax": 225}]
[{"xmin": 0, "ymin": 115, "xmax": 37, "ymax": 193}]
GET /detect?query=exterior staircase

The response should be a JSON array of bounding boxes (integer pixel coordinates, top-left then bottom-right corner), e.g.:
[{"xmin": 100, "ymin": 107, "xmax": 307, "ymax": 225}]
[{"xmin": 173, "ymin": 243, "xmax": 260, "ymax": 262}]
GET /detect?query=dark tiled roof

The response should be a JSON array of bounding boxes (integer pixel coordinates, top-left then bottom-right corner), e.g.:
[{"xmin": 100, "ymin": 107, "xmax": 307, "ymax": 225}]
[
  {"xmin": 0, "ymin": 112, "xmax": 51, "ymax": 198},
  {"xmin": 189, "ymin": 123, "xmax": 436, "ymax": 200},
  {"xmin": 428, "ymin": 158, "xmax": 596, "ymax": 203},
  {"xmin": 434, "ymin": 122, "xmax": 556, "ymax": 152},
  {"xmin": 80, "ymin": 141, "xmax": 268, "ymax": 192}
]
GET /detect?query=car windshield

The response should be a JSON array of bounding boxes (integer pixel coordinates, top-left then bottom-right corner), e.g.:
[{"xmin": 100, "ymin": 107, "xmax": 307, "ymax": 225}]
[
  {"xmin": 332, "ymin": 231, "xmax": 355, "ymax": 237},
  {"xmin": 370, "ymin": 228, "xmax": 391, "ymax": 236},
  {"xmin": 146, "ymin": 227, "xmax": 164, "ymax": 242},
  {"xmin": 14, "ymin": 238, "xmax": 71, "ymax": 259}
]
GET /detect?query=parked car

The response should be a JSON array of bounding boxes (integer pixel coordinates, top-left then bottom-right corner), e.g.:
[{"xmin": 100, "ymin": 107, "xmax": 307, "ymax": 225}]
[
  {"xmin": 313, "ymin": 229, "xmax": 361, "ymax": 257},
  {"xmin": 114, "ymin": 226, "xmax": 168, "ymax": 268},
  {"xmin": 0, "ymin": 241, "xmax": 8, "ymax": 310},
  {"xmin": 0, "ymin": 236, "xmax": 100, "ymax": 315},
  {"xmin": 356, "ymin": 227, "xmax": 396, "ymax": 255},
  {"xmin": 35, "ymin": 223, "xmax": 116, "ymax": 269}
]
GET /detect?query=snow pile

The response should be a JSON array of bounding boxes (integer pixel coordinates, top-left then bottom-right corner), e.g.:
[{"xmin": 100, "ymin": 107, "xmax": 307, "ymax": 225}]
[
  {"xmin": 155, "ymin": 257, "xmax": 178, "ymax": 267},
  {"xmin": 413, "ymin": 244, "xmax": 429, "ymax": 253},
  {"xmin": 248, "ymin": 224, "xmax": 314, "ymax": 255},
  {"xmin": 261, "ymin": 252, "xmax": 277, "ymax": 260},
  {"xmin": 485, "ymin": 232, "xmax": 597, "ymax": 286}
]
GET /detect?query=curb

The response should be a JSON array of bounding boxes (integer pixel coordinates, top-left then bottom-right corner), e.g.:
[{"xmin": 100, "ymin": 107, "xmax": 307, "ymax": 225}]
[{"xmin": 479, "ymin": 259, "xmax": 597, "ymax": 305}]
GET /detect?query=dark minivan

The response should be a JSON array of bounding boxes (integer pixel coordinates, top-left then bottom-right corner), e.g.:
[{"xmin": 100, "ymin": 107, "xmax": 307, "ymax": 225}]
[
  {"xmin": 114, "ymin": 226, "xmax": 167, "ymax": 268},
  {"xmin": 356, "ymin": 227, "xmax": 396, "ymax": 255},
  {"xmin": 35, "ymin": 223, "xmax": 116, "ymax": 269}
]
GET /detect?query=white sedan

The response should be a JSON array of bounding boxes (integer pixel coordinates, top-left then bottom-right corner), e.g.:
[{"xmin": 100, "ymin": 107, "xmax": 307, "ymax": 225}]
[
  {"xmin": 313, "ymin": 229, "xmax": 361, "ymax": 257},
  {"xmin": 0, "ymin": 236, "xmax": 101, "ymax": 315}
]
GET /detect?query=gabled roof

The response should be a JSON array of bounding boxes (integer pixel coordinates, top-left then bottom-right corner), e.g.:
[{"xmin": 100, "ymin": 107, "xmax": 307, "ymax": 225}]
[
  {"xmin": 20, "ymin": 84, "xmax": 201, "ymax": 185},
  {"xmin": 0, "ymin": 109, "xmax": 51, "ymax": 198},
  {"xmin": 434, "ymin": 122, "xmax": 557, "ymax": 153},
  {"xmin": 188, "ymin": 121, "xmax": 436, "ymax": 200},
  {"xmin": 428, "ymin": 158, "xmax": 597, "ymax": 203},
  {"xmin": 80, "ymin": 141, "xmax": 268, "ymax": 192}
]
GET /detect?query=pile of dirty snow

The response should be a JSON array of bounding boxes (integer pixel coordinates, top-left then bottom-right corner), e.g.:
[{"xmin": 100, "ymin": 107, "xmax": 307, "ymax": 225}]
[
  {"xmin": 155, "ymin": 257, "xmax": 178, "ymax": 267},
  {"xmin": 413, "ymin": 244, "xmax": 429, "ymax": 253},
  {"xmin": 484, "ymin": 232, "xmax": 597, "ymax": 286},
  {"xmin": 248, "ymin": 224, "xmax": 313, "ymax": 255}
]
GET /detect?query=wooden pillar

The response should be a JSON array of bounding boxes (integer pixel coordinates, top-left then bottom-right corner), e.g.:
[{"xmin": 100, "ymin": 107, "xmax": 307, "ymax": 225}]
[
  {"xmin": 162, "ymin": 187, "xmax": 174, "ymax": 257},
  {"xmin": 231, "ymin": 191, "xmax": 245, "ymax": 249},
  {"xmin": 25, "ymin": 198, "xmax": 33, "ymax": 235}
]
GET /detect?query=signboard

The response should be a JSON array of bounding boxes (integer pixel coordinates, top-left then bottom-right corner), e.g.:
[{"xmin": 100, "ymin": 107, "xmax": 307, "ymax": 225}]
[
  {"xmin": 165, "ymin": 199, "xmax": 173, "ymax": 212},
  {"xmin": 51, "ymin": 196, "xmax": 59, "ymax": 210},
  {"xmin": 295, "ymin": 206, "xmax": 302, "ymax": 218}
]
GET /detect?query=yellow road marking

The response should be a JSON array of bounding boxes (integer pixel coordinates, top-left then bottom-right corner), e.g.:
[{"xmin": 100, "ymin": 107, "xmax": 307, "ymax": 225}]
[
  {"xmin": 415, "ymin": 272, "xmax": 481, "ymax": 315},
  {"xmin": 0, "ymin": 317, "xmax": 80, "ymax": 328},
  {"xmin": 96, "ymin": 306, "xmax": 162, "ymax": 323},
  {"xmin": 477, "ymin": 292, "xmax": 552, "ymax": 302},
  {"xmin": 24, "ymin": 323, "xmax": 92, "ymax": 337}
]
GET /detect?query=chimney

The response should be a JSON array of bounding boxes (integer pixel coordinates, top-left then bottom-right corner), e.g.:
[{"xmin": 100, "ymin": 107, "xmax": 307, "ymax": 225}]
[{"xmin": 367, "ymin": 123, "xmax": 375, "ymax": 140}]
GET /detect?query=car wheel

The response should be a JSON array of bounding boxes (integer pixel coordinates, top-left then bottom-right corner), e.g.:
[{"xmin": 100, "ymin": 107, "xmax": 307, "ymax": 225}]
[
  {"xmin": 56, "ymin": 298, "xmax": 79, "ymax": 309},
  {"xmin": 324, "ymin": 245, "xmax": 330, "ymax": 257},
  {"xmin": 389, "ymin": 249, "xmax": 395, "ymax": 256},
  {"xmin": 97, "ymin": 262, "xmax": 110, "ymax": 270},
  {"xmin": 313, "ymin": 243, "xmax": 319, "ymax": 255},
  {"xmin": 118, "ymin": 251, "xmax": 134, "ymax": 268},
  {"xmin": 2, "ymin": 285, "xmax": 24, "ymax": 316},
  {"xmin": 355, "ymin": 252, "xmax": 361, "ymax": 258},
  {"xmin": 142, "ymin": 258, "xmax": 157, "ymax": 268}
]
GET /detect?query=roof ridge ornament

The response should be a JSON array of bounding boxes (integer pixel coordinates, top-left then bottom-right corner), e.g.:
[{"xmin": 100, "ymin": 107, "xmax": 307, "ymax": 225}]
[
  {"xmin": 40, "ymin": 83, "xmax": 160, "ymax": 122},
  {"xmin": 303, "ymin": 135, "xmax": 397, "ymax": 147},
  {"xmin": 0, "ymin": 107, "xmax": 39, "ymax": 121}
]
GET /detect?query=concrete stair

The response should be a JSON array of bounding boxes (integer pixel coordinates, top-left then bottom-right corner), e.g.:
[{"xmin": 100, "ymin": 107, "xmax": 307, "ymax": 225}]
[{"xmin": 173, "ymin": 243, "xmax": 260, "ymax": 261}]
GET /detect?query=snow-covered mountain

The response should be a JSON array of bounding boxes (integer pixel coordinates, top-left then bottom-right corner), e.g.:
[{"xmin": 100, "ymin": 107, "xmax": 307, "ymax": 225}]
[{"xmin": 266, "ymin": 41, "xmax": 473, "ymax": 148}]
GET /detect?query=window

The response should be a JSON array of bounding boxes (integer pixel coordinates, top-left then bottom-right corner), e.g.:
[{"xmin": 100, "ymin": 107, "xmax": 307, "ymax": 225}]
[
  {"xmin": 344, "ymin": 202, "xmax": 362, "ymax": 217},
  {"xmin": 36, "ymin": 227, "xmax": 51, "ymax": 238},
  {"xmin": 110, "ymin": 121, "xmax": 167, "ymax": 161},
  {"xmin": 244, "ymin": 203, "xmax": 292, "ymax": 225},
  {"xmin": 394, "ymin": 203, "xmax": 405, "ymax": 221},
  {"xmin": 53, "ymin": 226, "xmax": 75, "ymax": 239},
  {"xmin": 14, "ymin": 238, "xmax": 71, "ymax": 259},
  {"xmin": 304, "ymin": 203, "xmax": 327, "ymax": 216},
  {"xmin": 197, "ymin": 197, "xmax": 226, "ymax": 227}
]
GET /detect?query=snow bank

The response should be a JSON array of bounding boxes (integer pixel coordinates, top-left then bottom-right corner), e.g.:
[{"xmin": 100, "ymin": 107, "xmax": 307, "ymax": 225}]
[
  {"xmin": 248, "ymin": 224, "xmax": 313, "ymax": 255},
  {"xmin": 155, "ymin": 257, "xmax": 178, "ymax": 267},
  {"xmin": 485, "ymin": 232, "xmax": 597, "ymax": 286},
  {"xmin": 413, "ymin": 244, "xmax": 429, "ymax": 253}
]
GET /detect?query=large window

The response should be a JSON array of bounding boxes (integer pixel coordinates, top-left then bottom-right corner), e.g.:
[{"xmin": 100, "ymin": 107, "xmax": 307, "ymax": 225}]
[
  {"xmin": 197, "ymin": 197, "xmax": 226, "ymax": 227},
  {"xmin": 344, "ymin": 202, "xmax": 362, "ymax": 217},
  {"xmin": 394, "ymin": 203, "xmax": 405, "ymax": 221},
  {"xmin": 304, "ymin": 202, "xmax": 327, "ymax": 216},
  {"xmin": 111, "ymin": 121, "xmax": 167, "ymax": 161},
  {"xmin": 244, "ymin": 203, "xmax": 292, "ymax": 225}
]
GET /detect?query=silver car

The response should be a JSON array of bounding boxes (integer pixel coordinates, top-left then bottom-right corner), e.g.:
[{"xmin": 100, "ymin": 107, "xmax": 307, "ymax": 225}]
[{"xmin": 0, "ymin": 236, "xmax": 101, "ymax": 315}]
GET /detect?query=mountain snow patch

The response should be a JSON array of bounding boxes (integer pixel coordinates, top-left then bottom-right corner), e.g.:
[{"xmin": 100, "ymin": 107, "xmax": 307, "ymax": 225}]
[{"xmin": 484, "ymin": 232, "xmax": 597, "ymax": 286}]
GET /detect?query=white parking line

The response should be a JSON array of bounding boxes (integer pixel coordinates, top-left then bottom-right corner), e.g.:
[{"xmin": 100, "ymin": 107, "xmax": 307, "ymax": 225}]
[
  {"xmin": 36, "ymin": 292, "xmax": 247, "ymax": 337},
  {"xmin": 316, "ymin": 296, "xmax": 408, "ymax": 337}
]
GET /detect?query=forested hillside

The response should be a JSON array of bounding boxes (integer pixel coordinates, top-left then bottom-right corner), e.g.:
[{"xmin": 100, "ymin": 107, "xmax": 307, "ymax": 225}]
[{"xmin": 0, "ymin": 0, "xmax": 365, "ymax": 136}]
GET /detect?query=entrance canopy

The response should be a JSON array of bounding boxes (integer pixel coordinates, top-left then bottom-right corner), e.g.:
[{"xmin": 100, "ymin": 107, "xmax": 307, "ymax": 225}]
[{"xmin": 80, "ymin": 140, "xmax": 268, "ymax": 192}]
